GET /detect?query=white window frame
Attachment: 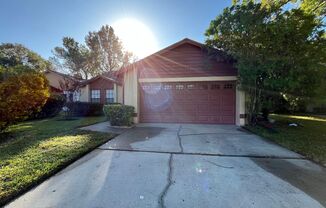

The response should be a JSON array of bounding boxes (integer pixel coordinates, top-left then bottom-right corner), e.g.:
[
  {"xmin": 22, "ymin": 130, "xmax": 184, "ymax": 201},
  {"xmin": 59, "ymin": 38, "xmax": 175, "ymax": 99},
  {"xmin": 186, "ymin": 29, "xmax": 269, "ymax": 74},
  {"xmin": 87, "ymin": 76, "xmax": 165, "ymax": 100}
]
[
  {"xmin": 73, "ymin": 91, "xmax": 80, "ymax": 102},
  {"xmin": 176, "ymin": 84, "xmax": 184, "ymax": 90},
  {"xmin": 91, "ymin": 90, "xmax": 101, "ymax": 103},
  {"xmin": 106, "ymin": 89, "xmax": 115, "ymax": 103}
]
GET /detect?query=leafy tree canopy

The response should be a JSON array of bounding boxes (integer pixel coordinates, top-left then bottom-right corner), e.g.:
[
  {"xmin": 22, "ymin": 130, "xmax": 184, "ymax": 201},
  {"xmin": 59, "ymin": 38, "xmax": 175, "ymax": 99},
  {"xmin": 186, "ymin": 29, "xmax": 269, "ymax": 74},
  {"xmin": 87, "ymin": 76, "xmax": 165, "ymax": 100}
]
[
  {"xmin": 53, "ymin": 37, "xmax": 92, "ymax": 80},
  {"xmin": 206, "ymin": 1, "xmax": 326, "ymax": 122},
  {"xmin": 86, "ymin": 25, "xmax": 133, "ymax": 74},
  {"xmin": 53, "ymin": 25, "xmax": 133, "ymax": 79},
  {"xmin": 0, "ymin": 43, "xmax": 49, "ymax": 80},
  {"xmin": 0, "ymin": 43, "xmax": 50, "ymax": 131}
]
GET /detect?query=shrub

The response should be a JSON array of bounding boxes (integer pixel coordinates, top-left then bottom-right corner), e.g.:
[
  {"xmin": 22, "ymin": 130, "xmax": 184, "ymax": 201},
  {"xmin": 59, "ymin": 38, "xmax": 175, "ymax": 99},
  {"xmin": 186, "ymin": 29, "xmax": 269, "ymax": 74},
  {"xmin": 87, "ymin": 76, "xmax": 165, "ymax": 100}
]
[
  {"xmin": 103, "ymin": 104, "xmax": 135, "ymax": 126},
  {"xmin": 65, "ymin": 102, "xmax": 104, "ymax": 117},
  {"xmin": 30, "ymin": 94, "xmax": 66, "ymax": 119},
  {"xmin": 0, "ymin": 72, "xmax": 50, "ymax": 132}
]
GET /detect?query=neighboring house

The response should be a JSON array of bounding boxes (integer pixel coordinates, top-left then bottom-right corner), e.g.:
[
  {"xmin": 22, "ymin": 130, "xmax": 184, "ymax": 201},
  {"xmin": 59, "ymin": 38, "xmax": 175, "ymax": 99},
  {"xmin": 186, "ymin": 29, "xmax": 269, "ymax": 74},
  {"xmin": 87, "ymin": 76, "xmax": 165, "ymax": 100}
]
[
  {"xmin": 78, "ymin": 74, "xmax": 123, "ymax": 104},
  {"xmin": 118, "ymin": 38, "xmax": 246, "ymax": 126},
  {"xmin": 44, "ymin": 70, "xmax": 81, "ymax": 102},
  {"xmin": 45, "ymin": 38, "xmax": 246, "ymax": 126},
  {"xmin": 45, "ymin": 69, "xmax": 123, "ymax": 104}
]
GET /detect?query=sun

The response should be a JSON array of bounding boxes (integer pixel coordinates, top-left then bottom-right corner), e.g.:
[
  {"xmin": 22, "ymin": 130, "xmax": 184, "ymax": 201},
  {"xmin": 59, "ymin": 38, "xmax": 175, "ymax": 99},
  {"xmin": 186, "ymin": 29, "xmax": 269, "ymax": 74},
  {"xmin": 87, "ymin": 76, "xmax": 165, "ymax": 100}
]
[{"xmin": 112, "ymin": 18, "xmax": 159, "ymax": 58}]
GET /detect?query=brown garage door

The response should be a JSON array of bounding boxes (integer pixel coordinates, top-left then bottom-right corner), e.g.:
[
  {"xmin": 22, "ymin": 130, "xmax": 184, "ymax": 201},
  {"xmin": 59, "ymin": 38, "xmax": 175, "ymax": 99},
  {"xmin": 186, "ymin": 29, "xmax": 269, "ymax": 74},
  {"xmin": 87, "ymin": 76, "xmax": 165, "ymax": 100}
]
[{"xmin": 140, "ymin": 81, "xmax": 235, "ymax": 124}]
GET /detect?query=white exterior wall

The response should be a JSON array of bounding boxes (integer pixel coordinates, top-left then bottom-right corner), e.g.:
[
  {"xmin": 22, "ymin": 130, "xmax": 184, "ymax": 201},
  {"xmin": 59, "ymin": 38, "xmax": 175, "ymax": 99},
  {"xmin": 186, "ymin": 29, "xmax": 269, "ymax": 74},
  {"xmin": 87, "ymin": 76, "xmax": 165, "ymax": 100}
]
[
  {"xmin": 79, "ymin": 85, "xmax": 89, "ymax": 102},
  {"xmin": 236, "ymin": 88, "xmax": 246, "ymax": 126},
  {"xmin": 123, "ymin": 68, "xmax": 139, "ymax": 123}
]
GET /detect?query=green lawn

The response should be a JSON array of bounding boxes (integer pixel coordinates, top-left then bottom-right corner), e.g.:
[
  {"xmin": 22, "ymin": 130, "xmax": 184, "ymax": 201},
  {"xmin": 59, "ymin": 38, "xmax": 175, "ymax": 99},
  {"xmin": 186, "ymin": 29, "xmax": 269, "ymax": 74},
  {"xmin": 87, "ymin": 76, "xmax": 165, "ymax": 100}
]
[
  {"xmin": 247, "ymin": 114, "xmax": 326, "ymax": 165},
  {"xmin": 0, "ymin": 116, "xmax": 114, "ymax": 206}
]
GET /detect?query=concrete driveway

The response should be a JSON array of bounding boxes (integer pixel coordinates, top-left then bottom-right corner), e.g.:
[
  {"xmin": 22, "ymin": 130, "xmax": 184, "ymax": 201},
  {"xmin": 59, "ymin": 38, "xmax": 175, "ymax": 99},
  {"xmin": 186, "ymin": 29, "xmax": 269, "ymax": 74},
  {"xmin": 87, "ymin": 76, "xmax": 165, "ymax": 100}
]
[{"xmin": 6, "ymin": 123, "xmax": 326, "ymax": 208}]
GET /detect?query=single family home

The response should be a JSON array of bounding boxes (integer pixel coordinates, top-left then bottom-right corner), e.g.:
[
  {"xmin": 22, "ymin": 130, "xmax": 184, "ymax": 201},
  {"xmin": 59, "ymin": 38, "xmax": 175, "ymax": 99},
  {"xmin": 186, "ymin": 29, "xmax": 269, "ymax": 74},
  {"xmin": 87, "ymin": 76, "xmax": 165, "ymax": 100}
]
[
  {"xmin": 116, "ymin": 38, "xmax": 245, "ymax": 126},
  {"xmin": 46, "ymin": 38, "xmax": 246, "ymax": 126}
]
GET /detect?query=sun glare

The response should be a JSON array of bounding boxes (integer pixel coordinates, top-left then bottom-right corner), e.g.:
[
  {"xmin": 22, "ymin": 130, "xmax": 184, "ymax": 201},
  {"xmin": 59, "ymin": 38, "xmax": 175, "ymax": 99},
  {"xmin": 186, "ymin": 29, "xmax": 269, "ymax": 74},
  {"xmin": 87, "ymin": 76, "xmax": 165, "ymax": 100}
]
[{"xmin": 112, "ymin": 18, "xmax": 159, "ymax": 58}]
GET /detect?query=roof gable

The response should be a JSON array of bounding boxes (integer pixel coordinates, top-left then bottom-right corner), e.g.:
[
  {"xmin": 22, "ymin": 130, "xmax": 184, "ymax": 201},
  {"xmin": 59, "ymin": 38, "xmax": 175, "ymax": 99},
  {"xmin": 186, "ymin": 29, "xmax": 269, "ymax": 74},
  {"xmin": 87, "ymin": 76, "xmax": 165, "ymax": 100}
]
[
  {"xmin": 118, "ymin": 38, "xmax": 236, "ymax": 77},
  {"xmin": 80, "ymin": 74, "xmax": 121, "ymax": 87},
  {"xmin": 150, "ymin": 38, "xmax": 204, "ymax": 58}
]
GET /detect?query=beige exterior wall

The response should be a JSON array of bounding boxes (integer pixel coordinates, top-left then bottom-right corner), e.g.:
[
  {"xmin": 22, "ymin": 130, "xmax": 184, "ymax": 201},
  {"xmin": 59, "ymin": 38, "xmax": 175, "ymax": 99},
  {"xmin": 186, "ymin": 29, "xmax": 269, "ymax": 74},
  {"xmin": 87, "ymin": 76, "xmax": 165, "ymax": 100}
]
[
  {"xmin": 79, "ymin": 85, "xmax": 89, "ymax": 102},
  {"xmin": 45, "ymin": 72, "xmax": 65, "ymax": 90},
  {"xmin": 123, "ymin": 68, "xmax": 139, "ymax": 123},
  {"xmin": 236, "ymin": 88, "xmax": 246, "ymax": 126},
  {"xmin": 117, "ymin": 85, "xmax": 123, "ymax": 103}
]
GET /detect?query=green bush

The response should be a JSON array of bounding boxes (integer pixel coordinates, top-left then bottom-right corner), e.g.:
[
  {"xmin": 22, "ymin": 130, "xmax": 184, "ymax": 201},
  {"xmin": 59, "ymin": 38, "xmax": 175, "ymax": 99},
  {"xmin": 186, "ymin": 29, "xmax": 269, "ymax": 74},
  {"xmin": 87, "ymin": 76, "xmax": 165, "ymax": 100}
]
[
  {"xmin": 103, "ymin": 104, "xmax": 135, "ymax": 126},
  {"xmin": 30, "ymin": 94, "xmax": 66, "ymax": 119},
  {"xmin": 65, "ymin": 102, "xmax": 104, "ymax": 117}
]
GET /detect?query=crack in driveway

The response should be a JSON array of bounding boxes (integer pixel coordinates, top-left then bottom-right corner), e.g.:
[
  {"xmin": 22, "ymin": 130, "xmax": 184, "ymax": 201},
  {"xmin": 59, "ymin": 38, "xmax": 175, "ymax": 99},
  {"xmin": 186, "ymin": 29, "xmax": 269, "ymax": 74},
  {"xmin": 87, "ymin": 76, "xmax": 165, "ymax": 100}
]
[
  {"xmin": 158, "ymin": 154, "xmax": 173, "ymax": 208},
  {"xmin": 177, "ymin": 125, "xmax": 184, "ymax": 153},
  {"xmin": 204, "ymin": 159, "xmax": 234, "ymax": 169},
  {"xmin": 179, "ymin": 132, "xmax": 250, "ymax": 136}
]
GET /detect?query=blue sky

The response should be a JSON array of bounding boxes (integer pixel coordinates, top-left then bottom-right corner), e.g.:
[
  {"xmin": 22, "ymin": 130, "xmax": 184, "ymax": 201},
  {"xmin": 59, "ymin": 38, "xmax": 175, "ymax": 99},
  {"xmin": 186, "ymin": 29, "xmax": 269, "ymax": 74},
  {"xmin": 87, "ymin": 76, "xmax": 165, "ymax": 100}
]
[{"xmin": 0, "ymin": 0, "xmax": 232, "ymax": 59}]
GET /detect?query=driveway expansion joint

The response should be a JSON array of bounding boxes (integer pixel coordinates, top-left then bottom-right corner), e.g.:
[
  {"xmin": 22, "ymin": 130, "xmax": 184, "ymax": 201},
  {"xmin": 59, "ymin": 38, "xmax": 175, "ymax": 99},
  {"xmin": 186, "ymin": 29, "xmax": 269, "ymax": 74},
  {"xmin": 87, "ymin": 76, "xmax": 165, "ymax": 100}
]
[
  {"xmin": 179, "ymin": 132, "xmax": 250, "ymax": 136},
  {"xmin": 158, "ymin": 154, "xmax": 173, "ymax": 208},
  {"xmin": 97, "ymin": 147, "xmax": 305, "ymax": 160}
]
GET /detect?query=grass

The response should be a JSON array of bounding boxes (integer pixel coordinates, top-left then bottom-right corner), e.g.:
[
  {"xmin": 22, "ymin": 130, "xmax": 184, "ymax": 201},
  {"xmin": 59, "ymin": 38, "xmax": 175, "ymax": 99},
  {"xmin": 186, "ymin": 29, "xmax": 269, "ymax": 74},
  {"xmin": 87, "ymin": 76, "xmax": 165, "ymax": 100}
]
[
  {"xmin": 246, "ymin": 114, "xmax": 326, "ymax": 165},
  {"xmin": 0, "ymin": 116, "xmax": 114, "ymax": 206}
]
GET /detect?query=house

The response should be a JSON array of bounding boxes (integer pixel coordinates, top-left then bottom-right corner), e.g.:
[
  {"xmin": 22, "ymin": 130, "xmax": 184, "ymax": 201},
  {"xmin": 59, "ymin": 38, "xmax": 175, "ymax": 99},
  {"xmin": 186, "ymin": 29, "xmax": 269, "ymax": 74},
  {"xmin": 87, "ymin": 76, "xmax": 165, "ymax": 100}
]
[
  {"xmin": 118, "ymin": 38, "xmax": 246, "ymax": 126},
  {"xmin": 78, "ymin": 74, "xmax": 123, "ymax": 104},
  {"xmin": 45, "ymin": 38, "xmax": 246, "ymax": 126},
  {"xmin": 44, "ymin": 69, "xmax": 81, "ymax": 102},
  {"xmin": 45, "ymin": 69, "xmax": 123, "ymax": 104}
]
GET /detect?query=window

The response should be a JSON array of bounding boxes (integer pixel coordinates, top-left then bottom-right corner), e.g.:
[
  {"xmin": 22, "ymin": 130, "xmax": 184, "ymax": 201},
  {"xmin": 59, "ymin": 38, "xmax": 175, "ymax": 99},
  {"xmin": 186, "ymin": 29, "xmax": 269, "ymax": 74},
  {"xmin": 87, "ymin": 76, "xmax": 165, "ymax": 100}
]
[
  {"xmin": 163, "ymin": 84, "xmax": 172, "ymax": 90},
  {"xmin": 224, "ymin": 83, "xmax": 234, "ymax": 89},
  {"xmin": 151, "ymin": 84, "xmax": 161, "ymax": 91},
  {"xmin": 106, "ymin": 89, "xmax": 115, "ymax": 103},
  {"xmin": 211, "ymin": 84, "xmax": 220, "ymax": 90},
  {"xmin": 73, "ymin": 91, "xmax": 80, "ymax": 102},
  {"xmin": 186, "ymin": 84, "xmax": 195, "ymax": 90},
  {"xmin": 91, "ymin": 90, "xmax": 100, "ymax": 103},
  {"xmin": 63, "ymin": 91, "xmax": 73, "ymax": 102},
  {"xmin": 176, "ymin": 84, "xmax": 184, "ymax": 90},
  {"xmin": 142, "ymin": 85, "xmax": 150, "ymax": 90},
  {"xmin": 198, "ymin": 84, "xmax": 208, "ymax": 90}
]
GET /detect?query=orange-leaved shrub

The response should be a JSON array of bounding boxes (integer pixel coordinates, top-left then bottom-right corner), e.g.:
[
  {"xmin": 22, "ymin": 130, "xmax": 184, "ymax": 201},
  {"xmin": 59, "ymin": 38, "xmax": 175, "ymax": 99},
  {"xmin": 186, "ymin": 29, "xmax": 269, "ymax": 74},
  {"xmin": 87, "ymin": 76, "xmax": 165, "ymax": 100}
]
[{"xmin": 0, "ymin": 72, "xmax": 50, "ymax": 131}]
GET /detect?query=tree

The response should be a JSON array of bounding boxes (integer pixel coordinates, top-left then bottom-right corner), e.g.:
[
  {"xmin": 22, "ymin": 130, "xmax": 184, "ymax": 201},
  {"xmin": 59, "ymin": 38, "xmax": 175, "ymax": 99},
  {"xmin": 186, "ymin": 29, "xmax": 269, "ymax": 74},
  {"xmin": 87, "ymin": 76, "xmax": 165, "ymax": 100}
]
[
  {"xmin": 53, "ymin": 26, "xmax": 133, "ymax": 79},
  {"xmin": 0, "ymin": 44, "xmax": 50, "ymax": 131},
  {"xmin": 53, "ymin": 37, "xmax": 94, "ymax": 80},
  {"xmin": 205, "ymin": 2, "xmax": 325, "ymax": 123},
  {"xmin": 85, "ymin": 25, "xmax": 133, "ymax": 74},
  {"xmin": 0, "ymin": 43, "xmax": 49, "ymax": 80},
  {"xmin": 300, "ymin": 0, "xmax": 326, "ymax": 16}
]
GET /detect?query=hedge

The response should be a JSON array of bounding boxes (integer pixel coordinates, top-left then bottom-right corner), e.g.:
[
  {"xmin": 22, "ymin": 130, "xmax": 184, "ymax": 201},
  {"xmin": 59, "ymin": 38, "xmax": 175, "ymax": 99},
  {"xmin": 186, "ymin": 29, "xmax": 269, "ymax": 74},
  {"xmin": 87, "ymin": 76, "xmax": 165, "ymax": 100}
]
[
  {"xmin": 65, "ymin": 102, "xmax": 104, "ymax": 117},
  {"xmin": 103, "ymin": 104, "xmax": 135, "ymax": 126},
  {"xmin": 30, "ymin": 94, "xmax": 66, "ymax": 119}
]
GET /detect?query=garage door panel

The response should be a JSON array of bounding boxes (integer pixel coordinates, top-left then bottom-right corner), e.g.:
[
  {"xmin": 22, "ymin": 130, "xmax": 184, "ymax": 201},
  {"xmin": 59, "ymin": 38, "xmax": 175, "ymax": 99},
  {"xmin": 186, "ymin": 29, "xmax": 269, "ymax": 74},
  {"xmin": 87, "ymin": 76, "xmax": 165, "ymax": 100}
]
[
  {"xmin": 170, "ymin": 104, "xmax": 197, "ymax": 113},
  {"xmin": 209, "ymin": 94, "xmax": 221, "ymax": 100},
  {"xmin": 220, "ymin": 110, "xmax": 234, "ymax": 116},
  {"xmin": 220, "ymin": 105, "xmax": 235, "ymax": 111},
  {"xmin": 221, "ymin": 116, "xmax": 235, "ymax": 124},
  {"xmin": 197, "ymin": 116, "xmax": 211, "ymax": 122},
  {"xmin": 177, "ymin": 114, "xmax": 196, "ymax": 122},
  {"xmin": 140, "ymin": 81, "xmax": 235, "ymax": 124}
]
